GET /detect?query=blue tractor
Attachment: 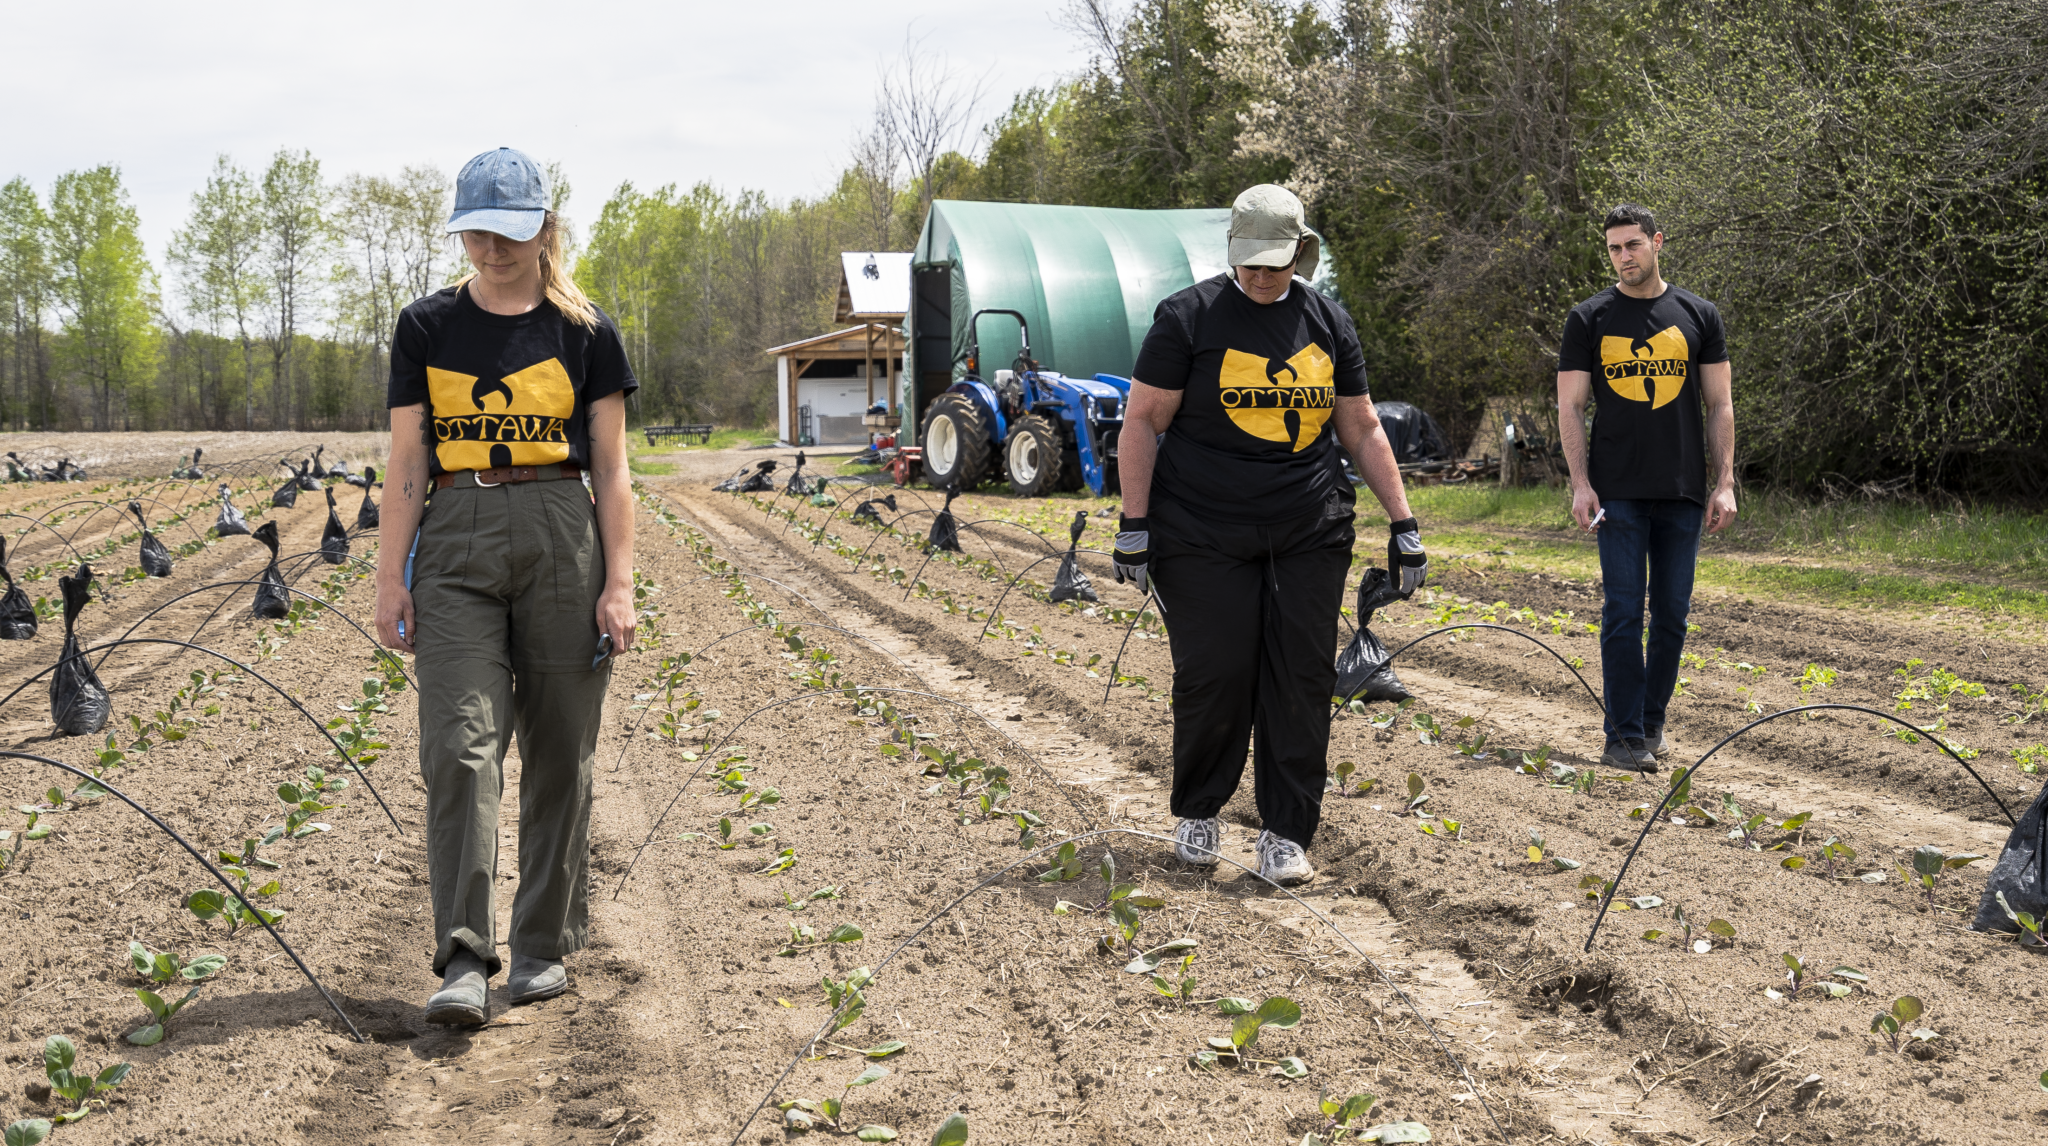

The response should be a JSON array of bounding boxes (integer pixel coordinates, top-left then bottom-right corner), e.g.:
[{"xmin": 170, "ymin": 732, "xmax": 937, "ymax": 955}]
[{"xmin": 917, "ymin": 309, "xmax": 1130, "ymax": 497}]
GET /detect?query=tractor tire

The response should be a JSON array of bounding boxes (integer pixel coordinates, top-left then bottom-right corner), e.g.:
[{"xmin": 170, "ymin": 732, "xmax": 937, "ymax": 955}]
[
  {"xmin": 1003, "ymin": 415, "xmax": 1064, "ymax": 497},
  {"xmin": 1057, "ymin": 448, "xmax": 1085, "ymax": 492},
  {"xmin": 920, "ymin": 394, "xmax": 991, "ymax": 491}
]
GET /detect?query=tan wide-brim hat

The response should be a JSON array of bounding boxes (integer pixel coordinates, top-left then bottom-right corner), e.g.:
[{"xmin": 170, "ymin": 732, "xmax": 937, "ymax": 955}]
[{"xmin": 1228, "ymin": 184, "xmax": 1320, "ymax": 279}]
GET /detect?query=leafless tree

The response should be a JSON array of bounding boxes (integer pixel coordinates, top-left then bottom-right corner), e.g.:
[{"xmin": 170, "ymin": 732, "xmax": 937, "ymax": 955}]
[{"xmin": 877, "ymin": 31, "xmax": 986, "ymax": 232}]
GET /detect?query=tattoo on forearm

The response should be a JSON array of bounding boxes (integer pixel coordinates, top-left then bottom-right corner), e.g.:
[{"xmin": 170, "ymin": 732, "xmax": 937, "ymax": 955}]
[{"xmin": 403, "ymin": 480, "xmax": 415, "ymax": 501}]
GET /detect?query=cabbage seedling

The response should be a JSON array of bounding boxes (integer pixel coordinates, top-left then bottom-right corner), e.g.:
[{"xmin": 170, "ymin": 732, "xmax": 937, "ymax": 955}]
[
  {"xmin": 1817, "ymin": 837, "xmax": 1856, "ymax": 879},
  {"xmin": 778, "ymin": 1063, "xmax": 896, "ymax": 1136},
  {"xmin": 1036, "ymin": 841, "xmax": 1087, "ymax": 883},
  {"xmin": 757, "ymin": 847, "xmax": 798, "ymax": 876},
  {"xmin": 6, "ymin": 1118, "xmax": 52, "ymax": 1145},
  {"xmin": 126, "ymin": 942, "xmax": 225, "ymax": 985},
  {"xmin": 126, "ymin": 984, "xmax": 203, "ymax": 1046},
  {"xmin": 1897, "ymin": 845, "xmax": 1984, "ymax": 905},
  {"xmin": 1301, "ymin": 1091, "xmax": 1430, "ymax": 1143},
  {"xmin": 1515, "ymin": 744, "xmax": 1555, "ymax": 775},
  {"xmin": 1869, "ymin": 996, "xmax": 1937, "ymax": 1053},
  {"xmin": 1643, "ymin": 905, "xmax": 1736, "ymax": 953},
  {"xmin": 777, "ymin": 922, "xmax": 862, "ymax": 957},
  {"xmin": 1402, "ymin": 773, "xmax": 1428, "ymax": 814},
  {"xmin": 274, "ymin": 774, "xmax": 339, "ymax": 840},
  {"xmin": 782, "ymin": 885, "xmax": 844, "ymax": 912},
  {"xmin": 1766, "ymin": 953, "xmax": 1857, "ymax": 1000},
  {"xmin": 1994, "ymin": 891, "xmax": 2046, "ymax": 947},
  {"xmin": 185, "ymin": 867, "xmax": 284, "ymax": 934},
  {"xmin": 0, "ymin": 807, "xmax": 52, "ymax": 871},
  {"xmin": 36, "ymin": 1036, "xmax": 128, "ymax": 1125},
  {"xmin": 1191, "ymin": 996, "xmax": 1302, "ymax": 1071}
]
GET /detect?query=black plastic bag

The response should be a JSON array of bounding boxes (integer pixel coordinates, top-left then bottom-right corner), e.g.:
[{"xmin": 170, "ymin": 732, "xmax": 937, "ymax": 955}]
[
  {"xmin": 737, "ymin": 460, "xmax": 777, "ymax": 493},
  {"xmin": 852, "ymin": 494, "xmax": 897, "ymax": 524},
  {"xmin": 320, "ymin": 488, "xmax": 350, "ymax": 565},
  {"xmin": 214, "ymin": 484, "xmax": 250, "ymax": 536},
  {"xmin": 329, "ymin": 458, "xmax": 353, "ymax": 481},
  {"xmin": 252, "ymin": 521, "xmax": 290, "ymax": 619},
  {"xmin": 309, "ymin": 445, "xmax": 328, "ymax": 479},
  {"xmin": 49, "ymin": 564, "xmax": 109, "ymax": 737},
  {"xmin": 1334, "ymin": 567, "xmax": 1412, "ymax": 704},
  {"xmin": 356, "ymin": 467, "xmax": 380, "ymax": 530},
  {"xmin": 295, "ymin": 460, "xmax": 319, "ymax": 492},
  {"xmin": 271, "ymin": 462, "xmax": 300, "ymax": 509},
  {"xmin": 928, "ymin": 487, "xmax": 962, "ymax": 552},
  {"xmin": 0, "ymin": 539, "xmax": 35, "ymax": 640},
  {"xmin": 1049, "ymin": 511, "xmax": 1097, "ymax": 603},
  {"xmin": 1972, "ymin": 781, "xmax": 2048, "ymax": 938},
  {"xmin": 711, "ymin": 464, "xmax": 751, "ymax": 492},
  {"xmin": 785, "ymin": 451, "xmax": 810, "ymax": 496},
  {"xmin": 129, "ymin": 501, "xmax": 173, "ymax": 578}
]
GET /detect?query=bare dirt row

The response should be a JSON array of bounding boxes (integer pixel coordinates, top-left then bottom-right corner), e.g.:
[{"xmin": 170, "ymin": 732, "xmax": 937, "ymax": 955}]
[{"xmin": 0, "ymin": 445, "xmax": 2041, "ymax": 1146}]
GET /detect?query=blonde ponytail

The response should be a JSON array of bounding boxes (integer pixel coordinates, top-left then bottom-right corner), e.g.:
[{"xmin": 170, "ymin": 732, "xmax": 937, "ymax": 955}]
[{"xmin": 454, "ymin": 210, "xmax": 600, "ymax": 329}]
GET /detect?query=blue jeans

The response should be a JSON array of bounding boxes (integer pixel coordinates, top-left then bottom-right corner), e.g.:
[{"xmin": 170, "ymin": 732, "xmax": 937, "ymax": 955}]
[{"xmin": 1596, "ymin": 498, "xmax": 1703, "ymax": 742}]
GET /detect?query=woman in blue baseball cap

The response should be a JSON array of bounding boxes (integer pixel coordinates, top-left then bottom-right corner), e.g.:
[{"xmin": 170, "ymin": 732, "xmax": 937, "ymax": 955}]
[{"xmin": 375, "ymin": 147, "xmax": 638, "ymax": 1025}]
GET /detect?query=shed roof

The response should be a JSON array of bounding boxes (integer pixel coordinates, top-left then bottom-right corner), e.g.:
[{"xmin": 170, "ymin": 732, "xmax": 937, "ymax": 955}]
[
  {"xmin": 837, "ymin": 252, "xmax": 912, "ymax": 321},
  {"xmin": 764, "ymin": 326, "xmax": 905, "ymax": 358},
  {"xmin": 916, "ymin": 200, "xmax": 1310, "ymax": 379}
]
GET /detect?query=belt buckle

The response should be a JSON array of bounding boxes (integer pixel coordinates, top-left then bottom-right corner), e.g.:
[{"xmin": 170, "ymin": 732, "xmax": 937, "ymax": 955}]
[{"xmin": 474, "ymin": 470, "xmax": 502, "ymax": 488}]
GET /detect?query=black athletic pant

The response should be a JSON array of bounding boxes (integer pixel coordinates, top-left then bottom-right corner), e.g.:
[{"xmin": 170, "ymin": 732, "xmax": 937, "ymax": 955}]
[{"xmin": 1151, "ymin": 497, "xmax": 1354, "ymax": 848}]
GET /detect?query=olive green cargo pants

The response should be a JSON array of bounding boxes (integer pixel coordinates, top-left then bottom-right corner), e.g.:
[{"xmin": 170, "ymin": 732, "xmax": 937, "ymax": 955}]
[{"xmin": 412, "ymin": 473, "xmax": 610, "ymax": 976}]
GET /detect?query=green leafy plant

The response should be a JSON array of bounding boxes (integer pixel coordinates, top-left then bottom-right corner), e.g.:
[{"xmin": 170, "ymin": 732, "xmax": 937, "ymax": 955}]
[
  {"xmin": 6, "ymin": 1118, "xmax": 53, "ymax": 1145},
  {"xmin": 0, "ymin": 806, "xmax": 53, "ymax": 872},
  {"xmin": 1524, "ymin": 828, "xmax": 1579, "ymax": 872},
  {"xmin": 1765, "ymin": 954, "xmax": 1865, "ymax": 1001},
  {"xmin": 777, "ymin": 922, "xmax": 863, "ymax": 957},
  {"xmin": 928, "ymin": 1113, "xmax": 967, "ymax": 1146},
  {"xmin": 1301, "ymin": 1092, "xmax": 1431, "ymax": 1143},
  {"xmin": 1894, "ymin": 660, "xmax": 1986, "ymax": 712},
  {"xmin": 1191, "ymin": 996, "xmax": 1302, "ymax": 1071},
  {"xmin": 757, "ymin": 847, "xmax": 798, "ymax": 876},
  {"xmin": 274, "ymin": 770, "xmax": 341, "ymax": 840},
  {"xmin": 35, "ymin": 1036, "xmax": 129, "ymax": 1125},
  {"xmin": 1995, "ymin": 891, "xmax": 2046, "ymax": 947},
  {"xmin": 185, "ymin": 867, "xmax": 284, "ymax": 934},
  {"xmin": 778, "ymin": 1063, "xmax": 897, "ymax": 1137},
  {"xmin": 1870, "ymin": 996, "xmax": 1938, "ymax": 1053},
  {"xmin": 1897, "ymin": 845, "xmax": 1984, "ymax": 905},
  {"xmin": 812, "ymin": 968, "xmax": 906, "ymax": 1060},
  {"xmin": 1642, "ymin": 904, "xmax": 1736, "ymax": 953},
  {"xmin": 326, "ymin": 672, "xmax": 402, "ymax": 767},
  {"xmin": 783, "ymin": 885, "xmax": 843, "ymax": 912},
  {"xmin": 1402, "ymin": 772, "xmax": 1429, "ymax": 815},
  {"xmin": 2013, "ymin": 745, "xmax": 2047, "ymax": 776}
]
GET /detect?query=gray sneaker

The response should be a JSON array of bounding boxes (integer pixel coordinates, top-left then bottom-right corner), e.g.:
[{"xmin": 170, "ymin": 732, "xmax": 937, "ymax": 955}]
[
  {"xmin": 1174, "ymin": 817, "xmax": 1222, "ymax": 866},
  {"xmin": 1600, "ymin": 738, "xmax": 1659, "ymax": 774},
  {"xmin": 508, "ymin": 953, "xmax": 567, "ymax": 1005},
  {"xmin": 1645, "ymin": 722, "xmax": 1669, "ymax": 756},
  {"xmin": 1255, "ymin": 830, "xmax": 1313, "ymax": 886},
  {"xmin": 424, "ymin": 952, "xmax": 490, "ymax": 1026}
]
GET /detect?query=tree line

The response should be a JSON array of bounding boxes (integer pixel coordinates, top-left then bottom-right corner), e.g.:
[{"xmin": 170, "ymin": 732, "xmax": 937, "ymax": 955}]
[{"xmin": 4, "ymin": 0, "xmax": 2040, "ymax": 496}]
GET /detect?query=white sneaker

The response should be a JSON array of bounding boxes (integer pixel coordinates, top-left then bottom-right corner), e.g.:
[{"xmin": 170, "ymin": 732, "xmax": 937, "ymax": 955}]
[
  {"xmin": 1256, "ymin": 830, "xmax": 1313, "ymax": 887},
  {"xmin": 1174, "ymin": 817, "xmax": 1222, "ymax": 866}
]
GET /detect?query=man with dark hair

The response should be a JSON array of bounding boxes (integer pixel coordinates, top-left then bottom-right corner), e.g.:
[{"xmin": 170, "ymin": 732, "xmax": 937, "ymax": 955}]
[{"xmin": 1556, "ymin": 204, "xmax": 1736, "ymax": 773}]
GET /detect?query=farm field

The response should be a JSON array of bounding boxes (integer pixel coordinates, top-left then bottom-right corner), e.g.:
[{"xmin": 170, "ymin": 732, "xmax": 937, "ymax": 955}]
[{"xmin": 1, "ymin": 434, "xmax": 2044, "ymax": 1146}]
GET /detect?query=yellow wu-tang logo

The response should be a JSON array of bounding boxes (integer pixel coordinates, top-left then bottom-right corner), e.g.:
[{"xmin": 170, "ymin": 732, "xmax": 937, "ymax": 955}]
[
  {"xmin": 1218, "ymin": 343, "xmax": 1335, "ymax": 452},
  {"xmin": 1599, "ymin": 326, "xmax": 1689, "ymax": 409},
  {"xmin": 427, "ymin": 358, "xmax": 575, "ymax": 471}
]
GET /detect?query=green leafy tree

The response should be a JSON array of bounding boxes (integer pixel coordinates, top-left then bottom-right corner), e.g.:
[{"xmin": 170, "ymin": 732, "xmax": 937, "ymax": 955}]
[
  {"xmin": 47, "ymin": 165, "xmax": 158, "ymax": 430},
  {"xmin": 0, "ymin": 177, "xmax": 54, "ymax": 430}
]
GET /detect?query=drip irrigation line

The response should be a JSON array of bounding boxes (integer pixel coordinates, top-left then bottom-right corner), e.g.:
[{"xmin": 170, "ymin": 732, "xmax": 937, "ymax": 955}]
[
  {"xmin": 725, "ymin": 826, "xmax": 1510, "ymax": 1146},
  {"xmin": 680, "ymin": 573, "xmax": 833, "ymax": 619},
  {"xmin": 1099, "ymin": 589, "xmax": 1165, "ymax": 706},
  {"xmin": 0, "ymin": 512, "xmax": 90, "ymax": 569},
  {"xmin": 613, "ymin": 685, "xmax": 1097, "ymax": 900},
  {"xmin": 0, "ymin": 749, "xmax": 366, "ymax": 1042},
  {"xmin": 93, "ymin": 580, "xmax": 414, "ymax": 690},
  {"xmin": 179, "ymin": 547, "xmax": 379, "ymax": 648},
  {"xmin": 55, "ymin": 498, "xmax": 202, "ymax": 551},
  {"xmin": 606, "ymin": 621, "xmax": 927, "ymax": 774},
  {"xmin": 976, "ymin": 548, "xmax": 1118, "ymax": 642},
  {"xmin": 0, "ymin": 637, "xmax": 405, "ymax": 834},
  {"xmin": 1583, "ymin": 701, "xmax": 2017, "ymax": 953},
  {"xmin": 954, "ymin": 517, "xmax": 1061, "ymax": 555},
  {"xmin": 1337, "ymin": 623, "xmax": 1607, "ymax": 716}
]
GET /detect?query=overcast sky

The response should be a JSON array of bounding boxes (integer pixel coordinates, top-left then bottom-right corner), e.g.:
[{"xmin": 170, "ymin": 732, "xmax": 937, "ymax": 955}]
[{"xmin": 5, "ymin": 0, "xmax": 1091, "ymax": 264}]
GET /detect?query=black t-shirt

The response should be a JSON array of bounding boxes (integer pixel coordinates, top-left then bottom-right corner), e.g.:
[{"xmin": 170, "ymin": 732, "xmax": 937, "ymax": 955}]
[
  {"xmin": 1132, "ymin": 274, "xmax": 1369, "ymax": 523},
  {"xmin": 1557, "ymin": 283, "xmax": 1727, "ymax": 504},
  {"xmin": 387, "ymin": 285, "xmax": 637, "ymax": 476}
]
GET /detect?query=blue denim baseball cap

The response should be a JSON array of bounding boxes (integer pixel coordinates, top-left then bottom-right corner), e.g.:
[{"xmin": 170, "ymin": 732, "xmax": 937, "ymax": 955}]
[{"xmin": 446, "ymin": 147, "xmax": 548, "ymax": 241}]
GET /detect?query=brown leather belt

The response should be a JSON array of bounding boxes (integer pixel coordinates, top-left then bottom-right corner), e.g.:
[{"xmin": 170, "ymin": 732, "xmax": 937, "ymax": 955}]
[{"xmin": 433, "ymin": 463, "xmax": 583, "ymax": 490}]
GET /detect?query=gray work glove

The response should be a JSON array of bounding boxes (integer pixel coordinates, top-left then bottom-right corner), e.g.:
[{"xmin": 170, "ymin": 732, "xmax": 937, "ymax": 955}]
[
  {"xmin": 1388, "ymin": 517, "xmax": 1428, "ymax": 597},
  {"xmin": 1112, "ymin": 516, "xmax": 1151, "ymax": 593}
]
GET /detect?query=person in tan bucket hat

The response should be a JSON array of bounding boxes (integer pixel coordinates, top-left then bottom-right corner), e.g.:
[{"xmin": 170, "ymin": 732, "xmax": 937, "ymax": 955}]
[{"xmin": 1112, "ymin": 184, "xmax": 1426, "ymax": 886}]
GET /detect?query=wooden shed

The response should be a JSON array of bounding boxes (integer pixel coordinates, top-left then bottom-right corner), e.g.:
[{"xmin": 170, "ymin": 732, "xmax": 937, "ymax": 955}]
[{"xmin": 768, "ymin": 252, "xmax": 909, "ymax": 446}]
